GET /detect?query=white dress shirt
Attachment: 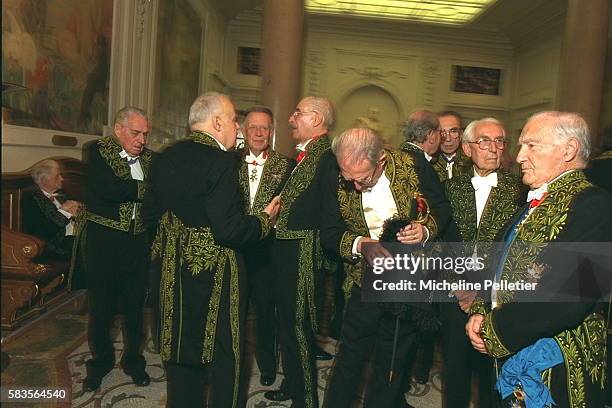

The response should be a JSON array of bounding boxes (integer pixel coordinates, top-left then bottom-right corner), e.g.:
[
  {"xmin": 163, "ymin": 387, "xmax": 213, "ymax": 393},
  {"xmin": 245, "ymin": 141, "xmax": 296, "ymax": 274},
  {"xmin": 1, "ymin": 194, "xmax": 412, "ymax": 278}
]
[
  {"xmin": 471, "ymin": 170, "xmax": 498, "ymax": 227},
  {"xmin": 245, "ymin": 150, "xmax": 267, "ymax": 209},
  {"xmin": 119, "ymin": 149, "xmax": 144, "ymax": 219},
  {"xmin": 351, "ymin": 172, "xmax": 398, "ymax": 254},
  {"xmin": 442, "ymin": 153, "xmax": 457, "ymax": 179}
]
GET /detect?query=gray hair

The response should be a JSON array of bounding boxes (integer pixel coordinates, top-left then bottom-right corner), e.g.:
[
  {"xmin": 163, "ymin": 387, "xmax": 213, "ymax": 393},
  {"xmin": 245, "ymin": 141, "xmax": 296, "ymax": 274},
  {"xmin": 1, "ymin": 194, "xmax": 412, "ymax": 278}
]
[
  {"xmin": 402, "ymin": 109, "xmax": 439, "ymax": 143},
  {"xmin": 188, "ymin": 92, "xmax": 229, "ymax": 127},
  {"xmin": 332, "ymin": 127, "xmax": 385, "ymax": 166},
  {"xmin": 243, "ymin": 106, "xmax": 274, "ymax": 125},
  {"xmin": 31, "ymin": 159, "xmax": 59, "ymax": 186},
  {"xmin": 526, "ymin": 111, "xmax": 591, "ymax": 162},
  {"xmin": 114, "ymin": 106, "xmax": 148, "ymax": 127},
  {"xmin": 302, "ymin": 96, "xmax": 335, "ymax": 130},
  {"xmin": 463, "ymin": 117, "xmax": 505, "ymax": 143}
]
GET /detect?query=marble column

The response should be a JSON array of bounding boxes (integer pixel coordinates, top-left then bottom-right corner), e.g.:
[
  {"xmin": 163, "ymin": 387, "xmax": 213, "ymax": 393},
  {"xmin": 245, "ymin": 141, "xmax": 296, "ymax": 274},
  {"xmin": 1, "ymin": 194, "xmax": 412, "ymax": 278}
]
[
  {"xmin": 557, "ymin": 0, "xmax": 609, "ymax": 144},
  {"xmin": 260, "ymin": 0, "xmax": 305, "ymax": 156}
]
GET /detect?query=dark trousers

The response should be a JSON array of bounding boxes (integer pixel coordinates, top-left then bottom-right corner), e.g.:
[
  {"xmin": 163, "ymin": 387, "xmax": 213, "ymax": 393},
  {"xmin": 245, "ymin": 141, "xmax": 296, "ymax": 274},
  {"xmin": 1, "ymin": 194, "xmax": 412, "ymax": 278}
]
[
  {"xmin": 246, "ymin": 247, "xmax": 277, "ymax": 377},
  {"xmin": 165, "ymin": 258, "xmax": 249, "ymax": 408},
  {"xmin": 272, "ymin": 239, "xmax": 319, "ymax": 408},
  {"xmin": 440, "ymin": 302, "xmax": 493, "ymax": 408},
  {"xmin": 323, "ymin": 286, "xmax": 418, "ymax": 408},
  {"xmin": 85, "ymin": 221, "xmax": 148, "ymax": 376}
]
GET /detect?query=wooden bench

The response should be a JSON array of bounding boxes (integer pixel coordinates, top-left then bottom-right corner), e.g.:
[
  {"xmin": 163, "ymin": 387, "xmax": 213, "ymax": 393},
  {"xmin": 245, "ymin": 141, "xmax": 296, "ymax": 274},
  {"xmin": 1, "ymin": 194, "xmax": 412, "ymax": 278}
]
[{"xmin": 1, "ymin": 157, "xmax": 85, "ymax": 329}]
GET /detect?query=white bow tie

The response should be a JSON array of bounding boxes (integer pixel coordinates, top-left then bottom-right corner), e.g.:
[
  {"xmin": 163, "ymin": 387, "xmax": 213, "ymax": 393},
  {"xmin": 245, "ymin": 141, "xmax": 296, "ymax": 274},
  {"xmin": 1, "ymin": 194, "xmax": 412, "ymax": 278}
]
[
  {"xmin": 527, "ymin": 183, "xmax": 549, "ymax": 202},
  {"xmin": 245, "ymin": 152, "xmax": 267, "ymax": 166},
  {"xmin": 471, "ymin": 172, "xmax": 498, "ymax": 191},
  {"xmin": 119, "ymin": 150, "xmax": 139, "ymax": 164}
]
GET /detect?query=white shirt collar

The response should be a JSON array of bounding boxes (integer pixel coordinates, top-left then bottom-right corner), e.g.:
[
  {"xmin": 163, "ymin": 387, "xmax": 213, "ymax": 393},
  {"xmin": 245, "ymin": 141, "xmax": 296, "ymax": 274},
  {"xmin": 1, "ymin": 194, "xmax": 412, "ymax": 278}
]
[
  {"xmin": 246, "ymin": 150, "xmax": 267, "ymax": 165},
  {"xmin": 526, "ymin": 169, "xmax": 577, "ymax": 202},
  {"xmin": 119, "ymin": 149, "xmax": 139, "ymax": 161},
  {"xmin": 297, "ymin": 137, "xmax": 317, "ymax": 152},
  {"xmin": 210, "ymin": 136, "xmax": 227, "ymax": 151}
]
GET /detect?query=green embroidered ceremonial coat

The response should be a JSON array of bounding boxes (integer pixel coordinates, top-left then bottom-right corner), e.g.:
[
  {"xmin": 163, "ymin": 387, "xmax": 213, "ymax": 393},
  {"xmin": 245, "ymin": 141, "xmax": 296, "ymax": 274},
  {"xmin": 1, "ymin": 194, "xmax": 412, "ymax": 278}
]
[
  {"xmin": 144, "ymin": 131, "xmax": 271, "ymax": 408},
  {"xmin": 320, "ymin": 149, "xmax": 439, "ymax": 294},
  {"xmin": 432, "ymin": 149, "xmax": 472, "ymax": 182},
  {"xmin": 472, "ymin": 171, "xmax": 611, "ymax": 408},
  {"xmin": 237, "ymin": 148, "xmax": 294, "ymax": 215}
]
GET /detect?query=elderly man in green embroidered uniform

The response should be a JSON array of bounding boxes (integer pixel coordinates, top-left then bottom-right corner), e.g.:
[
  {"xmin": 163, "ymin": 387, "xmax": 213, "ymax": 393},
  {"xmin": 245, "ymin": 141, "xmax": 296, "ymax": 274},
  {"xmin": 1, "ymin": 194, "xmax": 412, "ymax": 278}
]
[
  {"xmin": 319, "ymin": 127, "xmax": 441, "ymax": 408},
  {"xmin": 143, "ymin": 93, "xmax": 280, "ymax": 408},
  {"xmin": 82, "ymin": 107, "xmax": 153, "ymax": 392},
  {"xmin": 236, "ymin": 106, "xmax": 295, "ymax": 387},
  {"xmin": 432, "ymin": 110, "xmax": 471, "ymax": 181},
  {"xmin": 466, "ymin": 111, "xmax": 612, "ymax": 407},
  {"xmin": 264, "ymin": 96, "xmax": 340, "ymax": 407},
  {"xmin": 442, "ymin": 117, "xmax": 524, "ymax": 408}
]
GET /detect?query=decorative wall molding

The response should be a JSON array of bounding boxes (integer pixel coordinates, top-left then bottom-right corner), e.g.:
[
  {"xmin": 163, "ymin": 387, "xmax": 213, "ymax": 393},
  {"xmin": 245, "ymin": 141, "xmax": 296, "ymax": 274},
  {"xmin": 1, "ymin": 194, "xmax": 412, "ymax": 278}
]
[
  {"xmin": 307, "ymin": 49, "xmax": 325, "ymax": 96},
  {"xmin": 419, "ymin": 57, "xmax": 440, "ymax": 108}
]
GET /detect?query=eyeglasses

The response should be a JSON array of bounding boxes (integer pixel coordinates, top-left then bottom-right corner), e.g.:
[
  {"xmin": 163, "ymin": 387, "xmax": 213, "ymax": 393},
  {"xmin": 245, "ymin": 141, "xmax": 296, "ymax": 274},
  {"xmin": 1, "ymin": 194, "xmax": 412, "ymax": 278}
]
[
  {"xmin": 341, "ymin": 160, "xmax": 384, "ymax": 188},
  {"xmin": 291, "ymin": 109, "xmax": 317, "ymax": 118},
  {"xmin": 468, "ymin": 137, "xmax": 507, "ymax": 150},
  {"xmin": 440, "ymin": 127, "xmax": 461, "ymax": 140}
]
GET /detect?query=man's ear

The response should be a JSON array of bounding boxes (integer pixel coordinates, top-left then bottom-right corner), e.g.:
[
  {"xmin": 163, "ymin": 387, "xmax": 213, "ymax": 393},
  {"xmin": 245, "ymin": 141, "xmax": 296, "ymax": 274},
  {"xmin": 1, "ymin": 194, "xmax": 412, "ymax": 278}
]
[
  {"xmin": 564, "ymin": 138, "xmax": 579, "ymax": 162},
  {"xmin": 311, "ymin": 112, "xmax": 323, "ymax": 128},
  {"xmin": 213, "ymin": 115, "xmax": 222, "ymax": 132},
  {"xmin": 113, "ymin": 123, "xmax": 121, "ymax": 135},
  {"xmin": 462, "ymin": 142, "xmax": 472, "ymax": 158}
]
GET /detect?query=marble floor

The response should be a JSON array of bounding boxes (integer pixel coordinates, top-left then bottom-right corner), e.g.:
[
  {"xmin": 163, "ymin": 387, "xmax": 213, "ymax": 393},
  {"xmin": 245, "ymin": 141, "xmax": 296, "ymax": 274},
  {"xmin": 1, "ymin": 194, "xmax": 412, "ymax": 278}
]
[{"xmin": 1, "ymin": 291, "xmax": 448, "ymax": 408}]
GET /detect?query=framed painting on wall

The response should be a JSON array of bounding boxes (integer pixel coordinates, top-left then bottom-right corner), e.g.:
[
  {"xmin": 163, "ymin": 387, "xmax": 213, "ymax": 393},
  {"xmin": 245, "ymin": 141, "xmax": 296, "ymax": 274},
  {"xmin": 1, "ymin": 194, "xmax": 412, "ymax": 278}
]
[
  {"xmin": 151, "ymin": 0, "xmax": 204, "ymax": 150},
  {"xmin": 2, "ymin": 0, "xmax": 113, "ymax": 135},
  {"xmin": 452, "ymin": 65, "xmax": 502, "ymax": 96}
]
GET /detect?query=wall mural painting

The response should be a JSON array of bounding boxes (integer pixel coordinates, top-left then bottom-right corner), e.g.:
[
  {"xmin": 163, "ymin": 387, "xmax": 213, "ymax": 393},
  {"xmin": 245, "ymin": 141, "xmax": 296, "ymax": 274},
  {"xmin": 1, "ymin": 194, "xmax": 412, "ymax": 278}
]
[
  {"xmin": 151, "ymin": 0, "xmax": 202, "ymax": 150},
  {"xmin": 1, "ymin": 0, "xmax": 113, "ymax": 135}
]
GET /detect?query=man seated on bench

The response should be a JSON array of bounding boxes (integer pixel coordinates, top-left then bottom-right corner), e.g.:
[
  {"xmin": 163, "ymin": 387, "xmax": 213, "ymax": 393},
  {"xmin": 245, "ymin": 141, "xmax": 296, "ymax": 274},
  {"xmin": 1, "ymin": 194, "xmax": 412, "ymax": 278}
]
[{"xmin": 21, "ymin": 159, "xmax": 83, "ymax": 259}]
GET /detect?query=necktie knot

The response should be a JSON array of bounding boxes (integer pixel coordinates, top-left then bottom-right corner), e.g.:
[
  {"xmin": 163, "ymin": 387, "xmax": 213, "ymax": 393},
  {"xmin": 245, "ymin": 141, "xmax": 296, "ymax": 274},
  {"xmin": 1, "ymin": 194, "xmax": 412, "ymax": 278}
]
[{"xmin": 296, "ymin": 150, "xmax": 307, "ymax": 164}]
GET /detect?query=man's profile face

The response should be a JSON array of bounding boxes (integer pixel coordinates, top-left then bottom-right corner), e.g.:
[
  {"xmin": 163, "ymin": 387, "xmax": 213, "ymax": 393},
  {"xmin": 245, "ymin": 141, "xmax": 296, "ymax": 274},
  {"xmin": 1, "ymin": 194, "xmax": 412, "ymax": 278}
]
[
  {"xmin": 115, "ymin": 115, "xmax": 149, "ymax": 156},
  {"xmin": 462, "ymin": 122, "xmax": 505, "ymax": 174},
  {"xmin": 289, "ymin": 99, "xmax": 317, "ymax": 143},
  {"xmin": 244, "ymin": 112, "xmax": 272, "ymax": 154},
  {"xmin": 338, "ymin": 155, "xmax": 382, "ymax": 192},
  {"xmin": 516, "ymin": 118, "xmax": 566, "ymax": 189},
  {"xmin": 425, "ymin": 127, "xmax": 441, "ymax": 155},
  {"xmin": 218, "ymin": 98, "xmax": 240, "ymax": 149},
  {"xmin": 439, "ymin": 115, "xmax": 462, "ymax": 155},
  {"xmin": 44, "ymin": 165, "xmax": 63, "ymax": 192}
]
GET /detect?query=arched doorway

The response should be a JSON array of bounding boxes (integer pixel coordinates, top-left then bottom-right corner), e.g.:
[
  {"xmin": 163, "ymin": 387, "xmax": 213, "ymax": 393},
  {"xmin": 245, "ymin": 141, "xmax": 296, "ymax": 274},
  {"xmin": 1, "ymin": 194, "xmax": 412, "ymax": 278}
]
[{"xmin": 335, "ymin": 85, "xmax": 402, "ymax": 147}]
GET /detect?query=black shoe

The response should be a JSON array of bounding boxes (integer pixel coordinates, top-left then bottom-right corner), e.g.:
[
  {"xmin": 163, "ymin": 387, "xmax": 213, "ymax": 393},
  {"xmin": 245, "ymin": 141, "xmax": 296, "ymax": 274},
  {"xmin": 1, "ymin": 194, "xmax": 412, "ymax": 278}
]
[
  {"xmin": 83, "ymin": 374, "xmax": 102, "ymax": 392},
  {"xmin": 264, "ymin": 389, "xmax": 292, "ymax": 402},
  {"xmin": 260, "ymin": 374, "xmax": 276, "ymax": 386},
  {"xmin": 125, "ymin": 369, "xmax": 151, "ymax": 387},
  {"xmin": 314, "ymin": 348, "xmax": 333, "ymax": 361}
]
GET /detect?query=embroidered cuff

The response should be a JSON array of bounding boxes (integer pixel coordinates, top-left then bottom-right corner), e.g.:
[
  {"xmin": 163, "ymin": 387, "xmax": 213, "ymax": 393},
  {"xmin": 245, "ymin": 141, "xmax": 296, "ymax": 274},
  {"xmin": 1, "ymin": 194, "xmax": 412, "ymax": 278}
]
[
  {"xmin": 137, "ymin": 181, "xmax": 146, "ymax": 200},
  {"xmin": 340, "ymin": 231, "xmax": 360, "ymax": 261},
  {"xmin": 469, "ymin": 298, "xmax": 488, "ymax": 316},
  {"xmin": 256, "ymin": 212, "xmax": 272, "ymax": 239},
  {"xmin": 425, "ymin": 215, "xmax": 438, "ymax": 240},
  {"xmin": 481, "ymin": 311, "xmax": 512, "ymax": 358}
]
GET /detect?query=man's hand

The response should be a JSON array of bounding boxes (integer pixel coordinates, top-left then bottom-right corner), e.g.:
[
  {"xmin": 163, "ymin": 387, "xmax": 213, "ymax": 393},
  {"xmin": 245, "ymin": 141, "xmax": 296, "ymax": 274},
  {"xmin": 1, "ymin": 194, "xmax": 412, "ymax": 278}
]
[
  {"xmin": 465, "ymin": 314, "xmax": 487, "ymax": 354},
  {"xmin": 396, "ymin": 221, "xmax": 425, "ymax": 244},
  {"xmin": 358, "ymin": 237, "xmax": 392, "ymax": 267},
  {"xmin": 454, "ymin": 290, "xmax": 477, "ymax": 313},
  {"xmin": 263, "ymin": 196, "xmax": 281, "ymax": 224},
  {"xmin": 61, "ymin": 200, "xmax": 83, "ymax": 216}
]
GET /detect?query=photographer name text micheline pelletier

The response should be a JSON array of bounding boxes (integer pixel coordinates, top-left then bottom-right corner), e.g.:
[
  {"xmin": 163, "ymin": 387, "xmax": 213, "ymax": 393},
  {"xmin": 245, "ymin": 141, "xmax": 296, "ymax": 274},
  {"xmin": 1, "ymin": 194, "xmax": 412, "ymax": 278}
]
[{"xmin": 371, "ymin": 279, "xmax": 538, "ymax": 292}]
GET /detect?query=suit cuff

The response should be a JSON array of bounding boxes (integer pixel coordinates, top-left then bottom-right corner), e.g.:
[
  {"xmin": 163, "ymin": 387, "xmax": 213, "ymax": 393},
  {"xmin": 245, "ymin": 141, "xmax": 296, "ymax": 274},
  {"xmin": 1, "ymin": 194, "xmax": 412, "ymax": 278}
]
[
  {"xmin": 340, "ymin": 231, "xmax": 360, "ymax": 261},
  {"xmin": 137, "ymin": 181, "xmax": 146, "ymax": 200},
  {"xmin": 481, "ymin": 311, "xmax": 512, "ymax": 358},
  {"xmin": 255, "ymin": 212, "xmax": 272, "ymax": 239}
]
